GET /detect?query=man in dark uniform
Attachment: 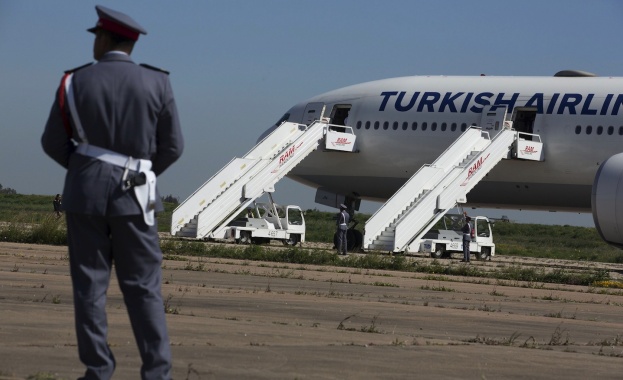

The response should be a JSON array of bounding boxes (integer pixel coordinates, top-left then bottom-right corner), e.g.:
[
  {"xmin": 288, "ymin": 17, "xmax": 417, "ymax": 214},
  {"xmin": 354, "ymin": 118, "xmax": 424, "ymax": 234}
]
[
  {"xmin": 53, "ymin": 194, "xmax": 62, "ymax": 217},
  {"xmin": 336, "ymin": 204, "xmax": 350, "ymax": 255},
  {"xmin": 41, "ymin": 5, "xmax": 183, "ymax": 379},
  {"xmin": 462, "ymin": 216, "xmax": 472, "ymax": 262}
]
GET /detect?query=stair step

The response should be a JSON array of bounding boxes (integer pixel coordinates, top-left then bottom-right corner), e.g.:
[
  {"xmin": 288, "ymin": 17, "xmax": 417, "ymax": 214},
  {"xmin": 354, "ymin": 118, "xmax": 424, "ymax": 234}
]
[
  {"xmin": 174, "ymin": 230, "xmax": 198, "ymax": 238},
  {"xmin": 368, "ymin": 243, "xmax": 393, "ymax": 251}
]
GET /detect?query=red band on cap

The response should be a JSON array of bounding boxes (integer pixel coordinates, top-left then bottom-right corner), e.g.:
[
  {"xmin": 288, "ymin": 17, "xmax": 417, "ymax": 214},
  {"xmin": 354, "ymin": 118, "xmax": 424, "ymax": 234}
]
[{"xmin": 98, "ymin": 18, "xmax": 139, "ymax": 41}]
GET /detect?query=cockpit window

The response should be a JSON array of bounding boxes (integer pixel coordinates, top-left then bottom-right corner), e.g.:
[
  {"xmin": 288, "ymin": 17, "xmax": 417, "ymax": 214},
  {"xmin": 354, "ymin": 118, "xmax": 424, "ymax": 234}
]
[{"xmin": 273, "ymin": 113, "xmax": 290, "ymax": 128}]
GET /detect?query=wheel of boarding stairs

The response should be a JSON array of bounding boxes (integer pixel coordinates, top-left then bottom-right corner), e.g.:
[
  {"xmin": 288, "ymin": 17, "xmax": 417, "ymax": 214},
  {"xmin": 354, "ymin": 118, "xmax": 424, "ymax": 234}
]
[
  {"xmin": 476, "ymin": 247, "xmax": 491, "ymax": 261},
  {"xmin": 282, "ymin": 234, "xmax": 300, "ymax": 246},
  {"xmin": 238, "ymin": 231, "xmax": 252, "ymax": 245},
  {"xmin": 430, "ymin": 246, "xmax": 444, "ymax": 259}
]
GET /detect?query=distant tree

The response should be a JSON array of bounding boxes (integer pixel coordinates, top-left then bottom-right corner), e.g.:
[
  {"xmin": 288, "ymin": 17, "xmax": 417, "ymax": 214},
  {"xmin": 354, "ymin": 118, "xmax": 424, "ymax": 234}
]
[
  {"xmin": 161, "ymin": 194, "xmax": 179, "ymax": 204},
  {"xmin": 0, "ymin": 184, "xmax": 17, "ymax": 194}
]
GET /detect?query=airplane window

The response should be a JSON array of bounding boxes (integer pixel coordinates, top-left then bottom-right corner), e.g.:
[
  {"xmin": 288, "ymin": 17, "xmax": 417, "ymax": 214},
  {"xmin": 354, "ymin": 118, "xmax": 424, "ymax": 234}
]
[
  {"xmin": 383, "ymin": 121, "xmax": 389, "ymax": 130},
  {"xmin": 575, "ymin": 125, "xmax": 581, "ymax": 134},
  {"xmin": 451, "ymin": 123, "xmax": 457, "ymax": 131},
  {"xmin": 461, "ymin": 123, "xmax": 467, "ymax": 131},
  {"xmin": 412, "ymin": 122, "xmax": 418, "ymax": 131},
  {"xmin": 422, "ymin": 122, "xmax": 428, "ymax": 131},
  {"xmin": 356, "ymin": 121, "xmax": 362, "ymax": 129},
  {"xmin": 365, "ymin": 121, "xmax": 371, "ymax": 130},
  {"xmin": 431, "ymin": 122, "xmax": 437, "ymax": 131},
  {"xmin": 393, "ymin": 121, "xmax": 399, "ymax": 130},
  {"xmin": 619, "ymin": 126, "xmax": 623, "ymax": 135},
  {"xmin": 586, "ymin": 126, "xmax": 592, "ymax": 135},
  {"xmin": 608, "ymin": 126, "xmax": 614, "ymax": 135},
  {"xmin": 597, "ymin": 126, "xmax": 603, "ymax": 135},
  {"xmin": 441, "ymin": 122, "xmax": 447, "ymax": 131},
  {"xmin": 402, "ymin": 122, "xmax": 408, "ymax": 130},
  {"xmin": 374, "ymin": 121, "xmax": 380, "ymax": 130}
]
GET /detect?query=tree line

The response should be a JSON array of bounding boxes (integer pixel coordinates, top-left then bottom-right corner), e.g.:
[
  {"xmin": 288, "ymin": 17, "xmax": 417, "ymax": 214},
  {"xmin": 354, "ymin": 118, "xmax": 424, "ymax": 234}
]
[{"xmin": 0, "ymin": 184, "xmax": 17, "ymax": 195}]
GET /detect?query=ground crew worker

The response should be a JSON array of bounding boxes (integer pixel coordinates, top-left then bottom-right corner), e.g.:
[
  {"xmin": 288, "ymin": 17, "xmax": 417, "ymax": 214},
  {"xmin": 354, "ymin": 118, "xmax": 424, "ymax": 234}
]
[
  {"xmin": 462, "ymin": 216, "xmax": 472, "ymax": 262},
  {"xmin": 336, "ymin": 204, "xmax": 350, "ymax": 255},
  {"xmin": 41, "ymin": 5, "xmax": 183, "ymax": 379}
]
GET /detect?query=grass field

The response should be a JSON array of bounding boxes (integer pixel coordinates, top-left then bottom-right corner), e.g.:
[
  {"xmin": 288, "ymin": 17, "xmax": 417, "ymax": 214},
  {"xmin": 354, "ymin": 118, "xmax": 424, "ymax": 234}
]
[{"xmin": 1, "ymin": 193, "xmax": 621, "ymax": 263}]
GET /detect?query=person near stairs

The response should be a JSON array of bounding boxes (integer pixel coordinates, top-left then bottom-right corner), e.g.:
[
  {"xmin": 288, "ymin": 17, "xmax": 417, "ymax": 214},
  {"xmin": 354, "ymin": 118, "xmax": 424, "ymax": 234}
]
[{"xmin": 336, "ymin": 204, "xmax": 350, "ymax": 255}]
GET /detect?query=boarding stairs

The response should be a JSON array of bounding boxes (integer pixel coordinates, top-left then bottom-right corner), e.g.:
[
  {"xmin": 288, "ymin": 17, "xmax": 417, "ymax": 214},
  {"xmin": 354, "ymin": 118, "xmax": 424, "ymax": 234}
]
[
  {"xmin": 171, "ymin": 121, "xmax": 356, "ymax": 239},
  {"xmin": 363, "ymin": 126, "xmax": 525, "ymax": 253}
]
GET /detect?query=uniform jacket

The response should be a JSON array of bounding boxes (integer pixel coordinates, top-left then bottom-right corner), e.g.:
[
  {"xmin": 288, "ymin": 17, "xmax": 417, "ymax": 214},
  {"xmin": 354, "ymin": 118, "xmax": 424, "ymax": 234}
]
[
  {"xmin": 41, "ymin": 53, "xmax": 184, "ymax": 216},
  {"xmin": 462, "ymin": 222, "xmax": 472, "ymax": 241},
  {"xmin": 336, "ymin": 210, "xmax": 350, "ymax": 231}
]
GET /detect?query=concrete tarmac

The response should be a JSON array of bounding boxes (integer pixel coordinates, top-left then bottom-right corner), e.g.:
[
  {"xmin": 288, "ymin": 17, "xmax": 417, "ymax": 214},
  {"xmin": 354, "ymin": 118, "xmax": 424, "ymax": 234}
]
[{"xmin": 1, "ymin": 242, "xmax": 622, "ymax": 379}]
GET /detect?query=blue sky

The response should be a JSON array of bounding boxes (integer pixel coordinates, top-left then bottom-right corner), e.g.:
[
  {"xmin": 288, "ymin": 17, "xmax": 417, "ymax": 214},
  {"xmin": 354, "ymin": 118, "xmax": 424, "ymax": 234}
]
[{"xmin": 1, "ymin": 0, "xmax": 622, "ymax": 226}]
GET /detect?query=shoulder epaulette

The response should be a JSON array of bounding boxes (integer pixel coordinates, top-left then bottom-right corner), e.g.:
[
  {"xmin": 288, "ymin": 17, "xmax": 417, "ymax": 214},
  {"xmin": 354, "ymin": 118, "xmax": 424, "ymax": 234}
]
[
  {"xmin": 140, "ymin": 63, "xmax": 170, "ymax": 75},
  {"xmin": 64, "ymin": 62, "xmax": 94, "ymax": 74}
]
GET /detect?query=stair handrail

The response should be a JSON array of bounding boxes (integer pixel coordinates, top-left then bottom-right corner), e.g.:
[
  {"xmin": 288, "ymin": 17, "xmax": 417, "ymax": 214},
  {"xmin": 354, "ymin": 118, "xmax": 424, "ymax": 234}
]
[
  {"xmin": 172, "ymin": 121, "xmax": 294, "ymax": 216},
  {"xmin": 364, "ymin": 127, "xmax": 488, "ymax": 247},
  {"xmin": 171, "ymin": 121, "xmax": 311, "ymax": 235},
  {"xmin": 170, "ymin": 156, "xmax": 242, "ymax": 235},
  {"xmin": 395, "ymin": 128, "xmax": 517, "ymax": 251},
  {"xmin": 193, "ymin": 121, "xmax": 329, "ymax": 239}
]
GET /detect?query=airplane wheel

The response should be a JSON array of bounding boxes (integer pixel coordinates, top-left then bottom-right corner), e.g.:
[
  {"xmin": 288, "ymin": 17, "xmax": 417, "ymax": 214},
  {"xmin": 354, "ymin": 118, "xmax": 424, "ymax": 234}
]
[
  {"xmin": 430, "ymin": 246, "xmax": 444, "ymax": 259},
  {"xmin": 476, "ymin": 247, "xmax": 490, "ymax": 261},
  {"xmin": 349, "ymin": 229, "xmax": 363, "ymax": 252}
]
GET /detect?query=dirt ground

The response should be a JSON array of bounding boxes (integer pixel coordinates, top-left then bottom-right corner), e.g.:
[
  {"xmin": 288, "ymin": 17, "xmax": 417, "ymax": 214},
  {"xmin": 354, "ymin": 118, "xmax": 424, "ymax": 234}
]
[{"xmin": 1, "ymin": 241, "xmax": 622, "ymax": 379}]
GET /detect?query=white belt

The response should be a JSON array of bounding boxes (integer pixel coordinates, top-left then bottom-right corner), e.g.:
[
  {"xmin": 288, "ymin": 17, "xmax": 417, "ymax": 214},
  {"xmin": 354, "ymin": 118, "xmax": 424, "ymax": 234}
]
[
  {"xmin": 76, "ymin": 143, "xmax": 157, "ymax": 226},
  {"xmin": 76, "ymin": 144, "xmax": 143, "ymax": 171}
]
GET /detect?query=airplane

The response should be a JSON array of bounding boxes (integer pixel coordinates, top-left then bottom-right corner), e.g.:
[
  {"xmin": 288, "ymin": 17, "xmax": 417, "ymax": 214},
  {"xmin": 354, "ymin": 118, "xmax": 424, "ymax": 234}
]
[{"xmin": 258, "ymin": 70, "xmax": 623, "ymax": 249}]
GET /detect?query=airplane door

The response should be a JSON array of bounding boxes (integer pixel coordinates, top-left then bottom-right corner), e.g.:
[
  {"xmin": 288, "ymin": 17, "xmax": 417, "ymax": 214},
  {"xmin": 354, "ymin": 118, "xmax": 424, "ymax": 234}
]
[
  {"xmin": 302, "ymin": 102, "xmax": 326, "ymax": 125},
  {"xmin": 512, "ymin": 108, "xmax": 537, "ymax": 140},
  {"xmin": 480, "ymin": 106, "xmax": 507, "ymax": 136}
]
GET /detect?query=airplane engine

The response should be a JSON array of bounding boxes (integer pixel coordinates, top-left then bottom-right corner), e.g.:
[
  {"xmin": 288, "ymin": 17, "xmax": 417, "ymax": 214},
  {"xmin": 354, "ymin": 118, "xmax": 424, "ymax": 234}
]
[{"xmin": 592, "ymin": 153, "xmax": 623, "ymax": 249}]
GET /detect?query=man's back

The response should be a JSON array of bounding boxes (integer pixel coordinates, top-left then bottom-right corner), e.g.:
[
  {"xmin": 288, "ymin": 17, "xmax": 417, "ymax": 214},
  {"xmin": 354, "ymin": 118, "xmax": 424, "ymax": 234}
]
[
  {"xmin": 69, "ymin": 55, "xmax": 181, "ymax": 168},
  {"xmin": 42, "ymin": 52, "xmax": 183, "ymax": 216}
]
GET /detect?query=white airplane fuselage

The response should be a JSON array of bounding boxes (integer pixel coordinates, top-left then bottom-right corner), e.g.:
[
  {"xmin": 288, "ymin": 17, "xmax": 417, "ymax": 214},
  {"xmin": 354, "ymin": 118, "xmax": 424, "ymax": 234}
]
[{"xmin": 262, "ymin": 74, "xmax": 623, "ymax": 213}]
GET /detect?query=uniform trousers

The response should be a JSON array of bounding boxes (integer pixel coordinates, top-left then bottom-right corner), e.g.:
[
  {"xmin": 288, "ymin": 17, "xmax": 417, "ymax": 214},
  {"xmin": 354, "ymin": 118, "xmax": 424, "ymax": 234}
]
[
  {"xmin": 66, "ymin": 212, "xmax": 172, "ymax": 380},
  {"xmin": 337, "ymin": 227, "xmax": 348, "ymax": 255},
  {"xmin": 462, "ymin": 238, "xmax": 471, "ymax": 262}
]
